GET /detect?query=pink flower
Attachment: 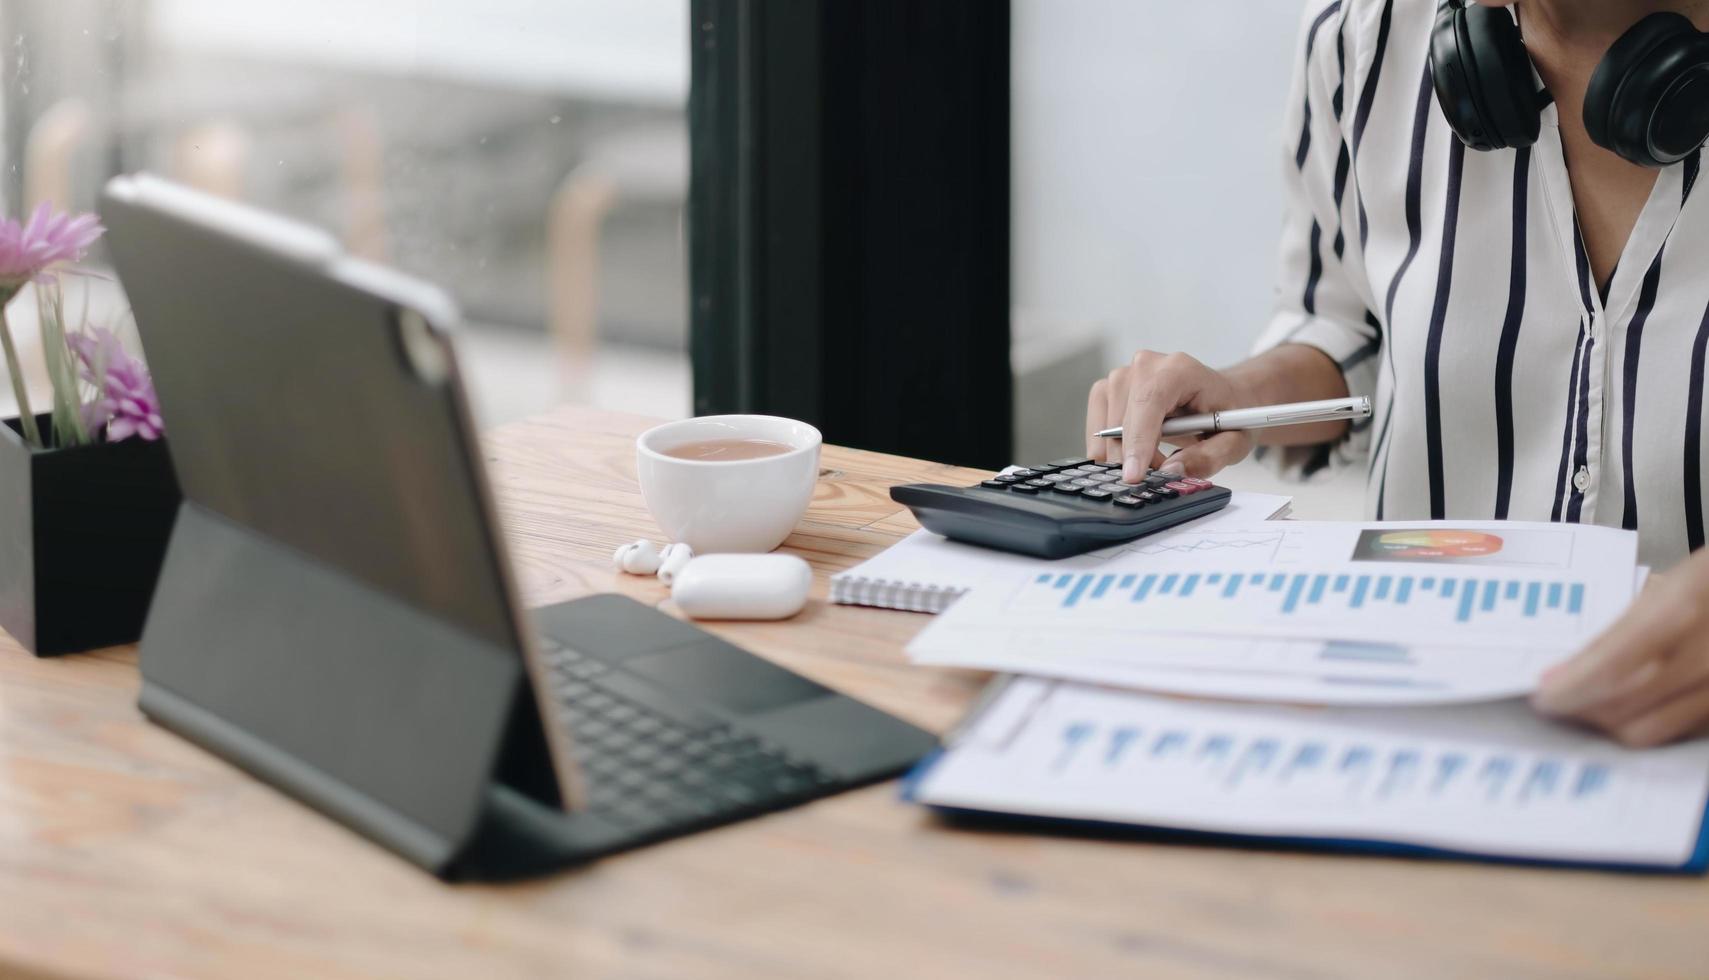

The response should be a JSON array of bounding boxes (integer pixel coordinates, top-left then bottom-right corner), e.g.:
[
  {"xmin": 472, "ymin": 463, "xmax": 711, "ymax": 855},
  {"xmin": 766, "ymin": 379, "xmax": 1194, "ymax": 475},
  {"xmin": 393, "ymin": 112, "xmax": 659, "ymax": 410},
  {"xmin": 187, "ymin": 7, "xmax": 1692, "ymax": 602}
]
[
  {"xmin": 0, "ymin": 203, "xmax": 104, "ymax": 289},
  {"xmin": 68, "ymin": 328, "xmax": 163, "ymax": 442}
]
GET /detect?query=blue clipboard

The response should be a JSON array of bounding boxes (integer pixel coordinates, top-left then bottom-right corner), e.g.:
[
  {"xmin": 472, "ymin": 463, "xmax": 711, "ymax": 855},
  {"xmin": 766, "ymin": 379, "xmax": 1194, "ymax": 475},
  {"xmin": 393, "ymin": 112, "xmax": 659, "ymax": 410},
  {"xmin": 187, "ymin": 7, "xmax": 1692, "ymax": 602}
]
[{"xmin": 902, "ymin": 748, "xmax": 1709, "ymax": 874}]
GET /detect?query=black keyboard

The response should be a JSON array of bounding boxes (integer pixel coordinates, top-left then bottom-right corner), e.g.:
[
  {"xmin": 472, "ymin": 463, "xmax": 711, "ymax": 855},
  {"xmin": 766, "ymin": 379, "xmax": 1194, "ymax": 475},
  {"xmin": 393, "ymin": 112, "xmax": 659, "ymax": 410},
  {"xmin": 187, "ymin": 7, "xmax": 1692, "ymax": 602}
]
[
  {"xmin": 891, "ymin": 456, "xmax": 1233, "ymax": 559},
  {"xmin": 540, "ymin": 641, "xmax": 838, "ymax": 837}
]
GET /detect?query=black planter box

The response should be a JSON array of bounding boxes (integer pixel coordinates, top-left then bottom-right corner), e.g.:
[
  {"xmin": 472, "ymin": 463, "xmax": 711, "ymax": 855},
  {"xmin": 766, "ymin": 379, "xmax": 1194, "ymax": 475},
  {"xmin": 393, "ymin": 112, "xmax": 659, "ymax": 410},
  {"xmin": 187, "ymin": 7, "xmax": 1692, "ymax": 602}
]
[{"xmin": 0, "ymin": 414, "xmax": 180, "ymax": 655}]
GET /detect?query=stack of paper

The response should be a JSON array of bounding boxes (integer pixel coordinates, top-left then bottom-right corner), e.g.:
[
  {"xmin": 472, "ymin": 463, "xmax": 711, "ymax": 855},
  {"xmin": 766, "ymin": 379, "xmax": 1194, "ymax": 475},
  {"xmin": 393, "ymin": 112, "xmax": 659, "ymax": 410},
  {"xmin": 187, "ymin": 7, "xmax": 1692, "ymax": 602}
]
[
  {"xmin": 890, "ymin": 517, "xmax": 1706, "ymax": 869},
  {"xmin": 907, "ymin": 521, "xmax": 1645, "ymax": 706}
]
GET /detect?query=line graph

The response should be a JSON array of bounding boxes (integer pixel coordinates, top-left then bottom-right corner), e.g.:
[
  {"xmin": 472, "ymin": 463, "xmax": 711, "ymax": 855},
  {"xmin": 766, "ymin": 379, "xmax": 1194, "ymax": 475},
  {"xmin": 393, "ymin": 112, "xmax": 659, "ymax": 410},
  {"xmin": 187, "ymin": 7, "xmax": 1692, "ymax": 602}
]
[
  {"xmin": 1132, "ymin": 533, "xmax": 1290, "ymax": 560},
  {"xmin": 1109, "ymin": 529, "xmax": 1302, "ymax": 564}
]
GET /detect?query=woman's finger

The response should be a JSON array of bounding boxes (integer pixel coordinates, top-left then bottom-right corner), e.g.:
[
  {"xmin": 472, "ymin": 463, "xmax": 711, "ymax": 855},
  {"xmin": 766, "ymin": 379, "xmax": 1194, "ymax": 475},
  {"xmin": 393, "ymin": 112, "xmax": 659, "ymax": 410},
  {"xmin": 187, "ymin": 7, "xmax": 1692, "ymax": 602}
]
[
  {"xmin": 1085, "ymin": 378, "xmax": 1109, "ymax": 459},
  {"xmin": 1102, "ymin": 367, "xmax": 1131, "ymax": 464},
  {"xmin": 1574, "ymin": 648, "xmax": 1709, "ymax": 730},
  {"xmin": 1532, "ymin": 576, "xmax": 1699, "ymax": 715},
  {"xmin": 1611, "ymin": 678, "xmax": 1709, "ymax": 748},
  {"xmin": 1121, "ymin": 353, "xmax": 1203, "ymax": 483},
  {"xmin": 1156, "ymin": 432, "xmax": 1253, "ymax": 479}
]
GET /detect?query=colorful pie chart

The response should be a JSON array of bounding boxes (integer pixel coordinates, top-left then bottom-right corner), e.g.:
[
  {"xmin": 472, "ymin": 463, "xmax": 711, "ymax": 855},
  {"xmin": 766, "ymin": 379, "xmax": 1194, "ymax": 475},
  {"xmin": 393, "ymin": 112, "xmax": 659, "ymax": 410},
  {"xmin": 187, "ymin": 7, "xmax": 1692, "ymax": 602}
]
[{"xmin": 1368, "ymin": 529, "xmax": 1504, "ymax": 559}]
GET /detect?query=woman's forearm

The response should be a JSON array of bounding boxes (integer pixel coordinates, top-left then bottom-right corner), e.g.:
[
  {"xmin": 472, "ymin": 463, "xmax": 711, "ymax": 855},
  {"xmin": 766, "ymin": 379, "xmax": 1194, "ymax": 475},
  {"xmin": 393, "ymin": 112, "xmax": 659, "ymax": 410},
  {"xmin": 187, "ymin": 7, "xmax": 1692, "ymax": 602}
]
[{"xmin": 1223, "ymin": 343, "xmax": 1354, "ymax": 447}]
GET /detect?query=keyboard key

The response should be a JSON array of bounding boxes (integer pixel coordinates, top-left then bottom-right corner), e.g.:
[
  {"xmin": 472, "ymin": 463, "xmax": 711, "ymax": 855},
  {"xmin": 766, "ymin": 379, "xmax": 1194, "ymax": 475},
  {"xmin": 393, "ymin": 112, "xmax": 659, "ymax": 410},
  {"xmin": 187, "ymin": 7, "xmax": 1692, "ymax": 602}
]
[
  {"xmin": 1087, "ymin": 472, "xmax": 1119, "ymax": 483},
  {"xmin": 1165, "ymin": 480, "xmax": 1200, "ymax": 495},
  {"xmin": 1009, "ymin": 469, "xmax": 1041, "ymax": 480},
  {"xmin": 1113, "ymin": 494, "xmax": 1147, "ymax": 508},
  {"xmin": 554, "ymin": 679, "xmax": 594, "ymax": 701},
  {"xmin": 1008, "ymin": 483, "xmax": 1040, "ymax": 494},
  {"xmin": 1069, "ymin": 478, "xmax": 1102, "ymax": 488},
  {"xmin": 1039, "ymin": 473, "xmax": 1070, "ymax": 483},
  {"xmin": 1181, "ymin": 477, "xmax": 1214, "ymax": 489},
  {"xmin": 1051, "ymin": 483, "xmax": 1085, "ymax": 495},
  {"xmin": 1080, "ymin": 488, "xmax": 1113, "ymax": 501},
  {"xmin": 980, "ymin": 479, "xmax": 1010, "ymax": 489},
  {"xmin": 1150, "ymin": 485, "xmax": 1178, "ymax": 499},
  {"xmin": 1024, "ymin": 478, "xmax": 1053, "ymax": 488},
  {"xmin": 994, "ymin": 474, "xmax": 1022, "ymax": 484}
]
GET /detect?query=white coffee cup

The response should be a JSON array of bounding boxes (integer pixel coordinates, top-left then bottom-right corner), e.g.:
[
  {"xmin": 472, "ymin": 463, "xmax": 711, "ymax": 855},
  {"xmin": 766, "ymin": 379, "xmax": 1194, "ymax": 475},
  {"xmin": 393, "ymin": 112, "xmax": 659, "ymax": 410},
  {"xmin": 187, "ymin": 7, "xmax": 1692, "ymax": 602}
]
[{"xmin": 635, "ymin": 415, "xmax": 822, "ymax": 553}]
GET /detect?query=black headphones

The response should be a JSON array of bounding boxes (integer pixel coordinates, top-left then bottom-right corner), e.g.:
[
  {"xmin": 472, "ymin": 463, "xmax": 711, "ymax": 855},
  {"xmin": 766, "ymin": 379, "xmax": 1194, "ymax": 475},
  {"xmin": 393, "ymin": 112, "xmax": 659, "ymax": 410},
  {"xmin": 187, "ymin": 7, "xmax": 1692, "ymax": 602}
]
[{"xmin": 1430, "ymin": 0, "xmax": 1709, "ymax": 166}]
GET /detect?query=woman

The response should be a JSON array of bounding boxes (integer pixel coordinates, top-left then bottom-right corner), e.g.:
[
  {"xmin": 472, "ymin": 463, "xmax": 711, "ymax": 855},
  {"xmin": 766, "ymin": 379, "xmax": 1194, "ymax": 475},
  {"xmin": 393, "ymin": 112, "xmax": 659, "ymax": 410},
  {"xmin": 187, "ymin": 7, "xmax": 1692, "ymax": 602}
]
[{"xmin": 1087, "ymin": 0, "xmax": 1709, "ymax": 745}]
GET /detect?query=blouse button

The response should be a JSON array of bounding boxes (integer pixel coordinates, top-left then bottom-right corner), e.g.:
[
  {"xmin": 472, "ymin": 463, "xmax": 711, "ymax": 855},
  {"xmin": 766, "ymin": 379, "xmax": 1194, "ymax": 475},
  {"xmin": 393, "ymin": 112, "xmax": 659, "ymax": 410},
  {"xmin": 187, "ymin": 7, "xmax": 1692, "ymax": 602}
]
[{"xmin": 1573, "ymin": 467, "xmax": 1591, "ymax": 492}]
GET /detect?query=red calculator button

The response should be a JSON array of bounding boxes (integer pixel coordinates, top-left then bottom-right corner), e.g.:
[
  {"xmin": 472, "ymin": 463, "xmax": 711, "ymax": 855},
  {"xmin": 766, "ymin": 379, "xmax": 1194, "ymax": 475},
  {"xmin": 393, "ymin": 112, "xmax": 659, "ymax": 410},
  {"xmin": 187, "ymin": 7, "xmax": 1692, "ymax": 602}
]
[
  {"xmin": 1181, "ymin": 477, "xmax": 1213, "ymax": 489},
  {"xmin": 1165, "ymin": 480, "xmax": 1201, "ymax": 495}
]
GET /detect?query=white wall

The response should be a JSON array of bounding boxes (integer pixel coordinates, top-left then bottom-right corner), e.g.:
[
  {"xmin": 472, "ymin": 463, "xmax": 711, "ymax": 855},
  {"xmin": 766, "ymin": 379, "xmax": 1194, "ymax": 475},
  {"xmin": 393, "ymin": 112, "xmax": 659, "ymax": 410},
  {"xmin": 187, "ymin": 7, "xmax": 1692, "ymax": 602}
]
[{"xmin": 1012, "ymin": 0, "xmax": 1304, "ymax": 370}]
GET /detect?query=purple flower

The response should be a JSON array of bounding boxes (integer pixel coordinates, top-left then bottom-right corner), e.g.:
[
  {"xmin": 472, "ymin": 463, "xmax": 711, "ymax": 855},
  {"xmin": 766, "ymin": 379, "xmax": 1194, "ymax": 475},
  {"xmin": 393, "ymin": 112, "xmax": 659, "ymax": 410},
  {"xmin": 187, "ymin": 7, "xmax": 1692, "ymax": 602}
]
[
  {"xmin": 0, "ymin": 203, "xmax": 104, "ymax": 289},
  {"xmin": 68, "ymin": 328, "xmax": 163, "ymax": 442}
]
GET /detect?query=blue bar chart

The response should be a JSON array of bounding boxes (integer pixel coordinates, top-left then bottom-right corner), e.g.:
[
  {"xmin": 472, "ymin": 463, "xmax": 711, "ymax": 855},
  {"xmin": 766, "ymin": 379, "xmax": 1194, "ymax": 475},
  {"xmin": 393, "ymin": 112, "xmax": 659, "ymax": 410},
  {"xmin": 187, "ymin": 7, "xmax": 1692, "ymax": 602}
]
[
  {"xmin": 1048, "ymin": 718, "xmax": 1614, "ymax": 806},
  {"xmin": 1029, "ymin": 568, "xmax": 1587, "ymax": 627}
]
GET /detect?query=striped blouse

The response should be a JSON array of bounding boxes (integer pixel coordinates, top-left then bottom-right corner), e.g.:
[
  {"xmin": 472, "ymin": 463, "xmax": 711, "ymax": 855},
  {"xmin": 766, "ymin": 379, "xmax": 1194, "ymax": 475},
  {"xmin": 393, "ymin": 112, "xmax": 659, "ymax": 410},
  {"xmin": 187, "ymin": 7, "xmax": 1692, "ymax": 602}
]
[{"xmin": 1255, "ymin": 0, "xmax": 1708, "ymax": 570}]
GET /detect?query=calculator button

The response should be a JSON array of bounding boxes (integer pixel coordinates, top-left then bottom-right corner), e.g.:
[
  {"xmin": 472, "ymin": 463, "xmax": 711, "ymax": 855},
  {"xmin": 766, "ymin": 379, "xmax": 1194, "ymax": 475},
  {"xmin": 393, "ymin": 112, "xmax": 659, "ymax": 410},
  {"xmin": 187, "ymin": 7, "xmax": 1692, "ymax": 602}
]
[
  {"xmin": 1008, "ymin": 483, "xmax": 1040, "ymax": 494},
  {"xmin": 1087, "ymin": 473, "xmax": 1119, "ymax": 484},
  {"xmin": 1051, "ymin": 483, "xmax": 1085, "ymax": 495},
  {"xmin": 1069, "ymin": 478, "xmax": 1102, "ymax": 488},
  {"xmin": 1009, "ymin": 469, "xmax": 1041, "ymax": 480},
  {"xmin": 980, "ymin": 480, "xmax": 1011, "ymax": 489},
  {"xmin": 1049, "ymin": 457, "xmax": 1094, "ymax": 469},
  {"xmin": 1181, "ymin": 477, "xmax": 1214, "ymax": 489},
  {"xmin": 1080, "ymin": 488, "xmax": 1114, "ymax": 501},
  {"xmin": 1150, "ymin": 486, "xmax": 1178, "ymax": 499},
  {"xmin": 1113, "ymin": 494, "xmax": 1147, "ymax": 508},
  {"xmin": 1165, "ymin": 480, "xmax": 1200, "ymax": 495},
  {"xmin": 994, "ymin": 474, "xmax": 1022, "ymax": 484},
  {"xmin": 1134, "ymin": 490, "xmax": 1159, "ymax": 502},
  {"xmin": 1024, "ymin": 479, "xmax": 1054, "ymax": 488},
  {"xmin": 1039, "ymin": 473, "xmax": 1069, "ymax": 483},
  {"xmin": 1142, "ymin": 476, "xmax": 1173, "ymax": 489}
]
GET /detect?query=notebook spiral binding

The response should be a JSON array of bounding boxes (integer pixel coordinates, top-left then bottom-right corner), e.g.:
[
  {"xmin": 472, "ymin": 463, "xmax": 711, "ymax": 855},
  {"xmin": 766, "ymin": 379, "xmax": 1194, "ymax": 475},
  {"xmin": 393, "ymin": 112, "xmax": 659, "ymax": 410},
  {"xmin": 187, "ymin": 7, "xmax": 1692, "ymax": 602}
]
[{"xmin": 829, "ymin": 575, "xmax": 966, "ymax": 614}]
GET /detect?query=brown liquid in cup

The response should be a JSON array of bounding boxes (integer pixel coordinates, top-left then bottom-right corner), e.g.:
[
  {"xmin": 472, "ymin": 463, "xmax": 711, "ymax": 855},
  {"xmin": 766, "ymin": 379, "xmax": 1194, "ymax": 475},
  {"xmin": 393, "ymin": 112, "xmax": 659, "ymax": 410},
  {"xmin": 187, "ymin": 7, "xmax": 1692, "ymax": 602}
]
[{"xmin": 661, "ymin": 438, "xmax": 795, "ymax": 461}]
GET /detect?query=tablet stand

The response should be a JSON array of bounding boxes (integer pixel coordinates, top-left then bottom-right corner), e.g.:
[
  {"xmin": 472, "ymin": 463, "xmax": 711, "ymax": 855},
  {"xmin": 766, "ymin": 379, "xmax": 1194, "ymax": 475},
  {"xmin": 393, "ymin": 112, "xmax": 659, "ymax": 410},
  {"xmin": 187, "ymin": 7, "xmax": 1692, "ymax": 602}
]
[{"xmin": 136, "ymin": 504, "xmax": 616, "ymax": 880}]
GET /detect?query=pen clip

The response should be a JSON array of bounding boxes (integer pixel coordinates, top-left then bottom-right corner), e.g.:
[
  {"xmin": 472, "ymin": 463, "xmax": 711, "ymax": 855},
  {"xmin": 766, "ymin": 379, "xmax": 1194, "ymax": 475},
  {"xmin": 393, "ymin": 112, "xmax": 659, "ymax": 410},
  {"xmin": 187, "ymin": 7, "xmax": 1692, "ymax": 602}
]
[{"xmin": 1265, "ymin": 404, "xmax": 1361, "ymax": 425}]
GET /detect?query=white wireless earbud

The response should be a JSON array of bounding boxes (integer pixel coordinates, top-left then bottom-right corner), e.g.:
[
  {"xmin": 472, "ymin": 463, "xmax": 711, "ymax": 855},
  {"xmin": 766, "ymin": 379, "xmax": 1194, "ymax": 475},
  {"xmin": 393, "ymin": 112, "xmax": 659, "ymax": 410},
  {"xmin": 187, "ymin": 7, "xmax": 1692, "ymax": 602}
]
[
  {"xmin": 612, "ymin": 539, "xmax": 662, "ymax": 575},
  {"xmin": 656, "ymin": 543, "xmax": 695, "ymax": 586}
]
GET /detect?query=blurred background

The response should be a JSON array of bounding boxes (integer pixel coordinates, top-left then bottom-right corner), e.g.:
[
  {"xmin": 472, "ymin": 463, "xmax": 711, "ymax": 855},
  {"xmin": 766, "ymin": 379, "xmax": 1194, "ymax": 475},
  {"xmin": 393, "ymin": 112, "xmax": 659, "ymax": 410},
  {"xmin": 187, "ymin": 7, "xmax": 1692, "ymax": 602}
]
[
  {"xmin": 0, "ymin": 0, "xmax": 1357, "ymax": 512},
  {"xmin": 1, "ymin": 0, "xmax": 693, "ymax": 427}
]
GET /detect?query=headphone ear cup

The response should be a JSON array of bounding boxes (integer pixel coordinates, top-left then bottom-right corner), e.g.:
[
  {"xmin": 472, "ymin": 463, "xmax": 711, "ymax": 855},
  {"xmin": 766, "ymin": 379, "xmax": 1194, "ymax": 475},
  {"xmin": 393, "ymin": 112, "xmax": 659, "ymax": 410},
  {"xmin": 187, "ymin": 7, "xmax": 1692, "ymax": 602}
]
[
  {"xmin": 1431, "ymin": 3, "xmax": 1541, "ymax": 151},
  {"xmin": 1431, "ymin": 4, "xmax": 1490, "ymax": 148},
  {"xmin": 1586, "ymin": 12, "xmax": 1708, "ymax": 166}
]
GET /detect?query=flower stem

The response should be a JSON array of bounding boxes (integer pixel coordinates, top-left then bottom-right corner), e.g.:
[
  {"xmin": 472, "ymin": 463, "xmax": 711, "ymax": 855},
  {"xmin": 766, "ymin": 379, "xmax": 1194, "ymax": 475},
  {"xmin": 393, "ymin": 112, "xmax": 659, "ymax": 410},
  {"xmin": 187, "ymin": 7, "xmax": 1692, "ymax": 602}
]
[{"xmin": 0, "ymin": 289, "xmax": 40, "ymax": 448}]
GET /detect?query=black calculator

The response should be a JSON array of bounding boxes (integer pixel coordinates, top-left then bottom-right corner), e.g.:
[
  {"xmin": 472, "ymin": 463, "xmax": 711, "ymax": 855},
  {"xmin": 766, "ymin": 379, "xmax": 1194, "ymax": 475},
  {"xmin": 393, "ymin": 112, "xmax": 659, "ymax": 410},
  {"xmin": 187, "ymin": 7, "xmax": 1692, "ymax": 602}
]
[{"xmin": 891, "ymin": 457, "xmax": 1232, "ymax": 559}]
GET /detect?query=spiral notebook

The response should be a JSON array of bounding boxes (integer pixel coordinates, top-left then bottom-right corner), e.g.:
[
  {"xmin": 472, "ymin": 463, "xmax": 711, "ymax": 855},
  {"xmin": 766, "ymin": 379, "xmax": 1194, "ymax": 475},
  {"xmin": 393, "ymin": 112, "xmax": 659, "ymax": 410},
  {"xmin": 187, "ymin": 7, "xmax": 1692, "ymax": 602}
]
[{"xmin": 833, "ymin": 491, "xmax": 1292, "ymax": 613}]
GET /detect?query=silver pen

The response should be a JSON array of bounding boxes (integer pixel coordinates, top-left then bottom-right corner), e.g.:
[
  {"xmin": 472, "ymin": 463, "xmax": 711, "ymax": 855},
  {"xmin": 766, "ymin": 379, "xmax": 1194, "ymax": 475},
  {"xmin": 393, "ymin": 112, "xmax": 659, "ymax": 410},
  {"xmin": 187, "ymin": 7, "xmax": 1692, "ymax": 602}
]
[{"xmin": 1093, "ymin": 395, "xmax": 1372, "ymax": 439}]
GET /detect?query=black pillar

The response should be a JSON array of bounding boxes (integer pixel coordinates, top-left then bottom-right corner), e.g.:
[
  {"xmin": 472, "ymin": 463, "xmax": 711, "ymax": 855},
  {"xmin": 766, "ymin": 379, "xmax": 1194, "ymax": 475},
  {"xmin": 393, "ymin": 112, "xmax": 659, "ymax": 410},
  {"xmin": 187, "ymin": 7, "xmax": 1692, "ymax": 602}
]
[{"xmin": 689, "ymin": 0, "xmax": 1011, "ymax": 469}]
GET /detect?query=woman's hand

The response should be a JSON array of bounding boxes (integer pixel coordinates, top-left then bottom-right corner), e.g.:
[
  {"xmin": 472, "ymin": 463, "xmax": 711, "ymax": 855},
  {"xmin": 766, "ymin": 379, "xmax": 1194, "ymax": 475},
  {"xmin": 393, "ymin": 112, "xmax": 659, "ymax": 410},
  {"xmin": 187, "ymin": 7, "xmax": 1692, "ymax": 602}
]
[
  {"xmin": 1084, "ymin": 351, "xmax": 1255, "ymax": 484},
  {"xmin": 1532, "ymin": 548, "xmax": 1709, "ymax": 747}
]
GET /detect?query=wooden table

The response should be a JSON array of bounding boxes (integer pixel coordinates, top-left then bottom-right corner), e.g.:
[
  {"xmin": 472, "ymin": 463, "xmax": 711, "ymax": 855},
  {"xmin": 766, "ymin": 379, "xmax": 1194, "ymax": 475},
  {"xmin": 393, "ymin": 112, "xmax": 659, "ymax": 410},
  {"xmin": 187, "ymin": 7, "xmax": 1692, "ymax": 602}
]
[{"xmin": 2, "ymin": 405, "xmax": 1704, "ymax": 980}]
